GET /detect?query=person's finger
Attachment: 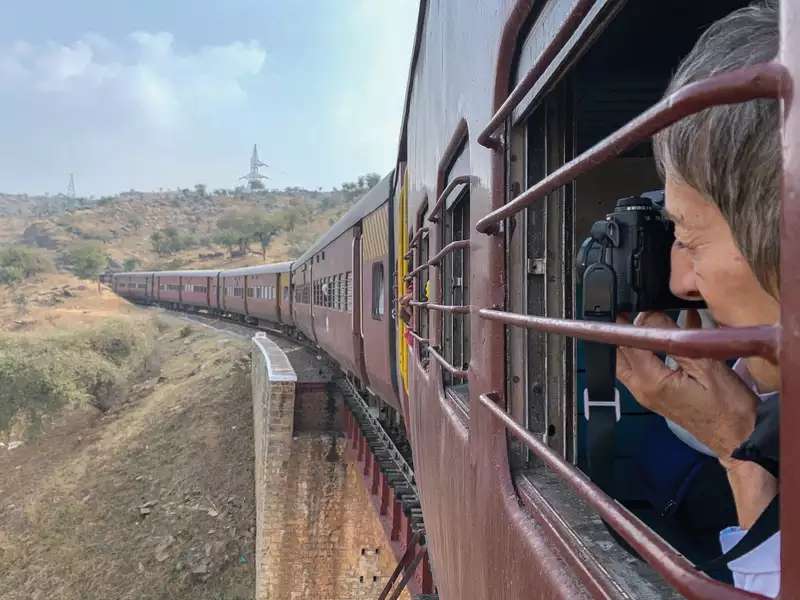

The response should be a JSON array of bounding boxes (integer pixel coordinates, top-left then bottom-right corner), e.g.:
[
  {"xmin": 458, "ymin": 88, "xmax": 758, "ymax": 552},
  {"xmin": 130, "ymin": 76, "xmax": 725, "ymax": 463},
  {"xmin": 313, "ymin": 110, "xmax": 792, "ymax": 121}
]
[
  {"xmin": 634, "ymin": 311, "xmax": 677, "ymax": 329},
  {"xmin": 684, "ymin": 308, "xmax": 702, "ymax": 330},
  {"xmin": 616, "ymin": 344, "xmax": 674, "ymax": 395}
]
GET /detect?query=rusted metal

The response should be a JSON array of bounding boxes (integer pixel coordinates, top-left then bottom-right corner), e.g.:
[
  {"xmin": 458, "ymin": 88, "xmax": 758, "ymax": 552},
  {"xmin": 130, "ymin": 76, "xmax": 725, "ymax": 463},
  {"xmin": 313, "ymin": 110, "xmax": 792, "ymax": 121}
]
[
  {"xmin": 377, "ymin": 530, "xmax": 423, "ymax": 600},
  {"xmin": 428, "ymin": 175, "xmax": 472, "ymax": 223},
  {"xmin": 428, "ymin": 345, "xmax": 468, "ymax": 378},
  {"xmin": 428, "ymin": 239, "xmax": 471, "ymax": 265},
  {"xmin": 478, "ymin": 392, "xmax": 764, "ymax": 600},
  {"xmin": 407, "ymin": 330, "xmax": 430, "ymax": 345},
  {"xmin": 410, "ymin": 301, "xmax": 471, "ymax": 314},
  {"xmin": 478, "ymin": 0, "xmax": 594, "ymax": 150},
  {"xmin": 405, "ymin": 226, "xmax": 429, "ymax": 258},
  {"xmin": 404, "ymin": 240, "xmax": 471, "ymax": 281},
  {"xmin": 476, "ymin": 61, "xmax": 788, "ymax": 234},
  {"xmin": 479, "ymin": 308, "xmax": 779, "ymax": 361},
  {"xmin": 387, "ymin": 547, "xmax": 429, "ymax": 600}
]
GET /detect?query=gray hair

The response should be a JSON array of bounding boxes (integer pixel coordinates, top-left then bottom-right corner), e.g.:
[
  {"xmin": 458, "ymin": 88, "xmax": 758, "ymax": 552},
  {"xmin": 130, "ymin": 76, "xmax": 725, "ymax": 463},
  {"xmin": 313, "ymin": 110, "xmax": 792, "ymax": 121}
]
[{"xmin": 653, "ymin": 1, "xmax": 780, "ymax": 293}]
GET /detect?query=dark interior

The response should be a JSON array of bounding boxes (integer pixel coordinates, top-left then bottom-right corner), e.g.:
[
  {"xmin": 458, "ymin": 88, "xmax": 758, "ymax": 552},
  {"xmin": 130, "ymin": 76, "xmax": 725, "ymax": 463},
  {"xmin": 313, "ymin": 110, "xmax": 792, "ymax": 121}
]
[{"xmin": 567, "ymin": 0, "xmax": 750, "ymax": 575}]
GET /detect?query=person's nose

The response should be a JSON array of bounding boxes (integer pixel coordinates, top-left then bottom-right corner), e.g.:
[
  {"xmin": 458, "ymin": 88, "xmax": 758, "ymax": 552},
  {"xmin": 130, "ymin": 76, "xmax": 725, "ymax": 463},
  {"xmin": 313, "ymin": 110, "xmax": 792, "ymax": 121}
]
[{"xmin": 669, "ymin": 243, "xmax": 702, "ymax": 300}]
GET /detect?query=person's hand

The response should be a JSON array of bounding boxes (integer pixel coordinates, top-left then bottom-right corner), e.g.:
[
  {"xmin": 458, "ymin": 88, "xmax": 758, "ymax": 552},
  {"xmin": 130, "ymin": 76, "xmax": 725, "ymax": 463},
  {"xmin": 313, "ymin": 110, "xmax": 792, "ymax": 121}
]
[{"xmin": 616, "ymin": 310, "xmax": 758, "ymax": 461}]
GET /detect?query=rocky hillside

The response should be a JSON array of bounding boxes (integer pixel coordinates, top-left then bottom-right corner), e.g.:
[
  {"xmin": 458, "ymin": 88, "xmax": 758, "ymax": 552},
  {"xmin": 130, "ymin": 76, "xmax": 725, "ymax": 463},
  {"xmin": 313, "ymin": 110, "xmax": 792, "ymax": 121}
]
[{"xmin": 0, "ymin": 183, "xmax": 375, "ymax": 274}]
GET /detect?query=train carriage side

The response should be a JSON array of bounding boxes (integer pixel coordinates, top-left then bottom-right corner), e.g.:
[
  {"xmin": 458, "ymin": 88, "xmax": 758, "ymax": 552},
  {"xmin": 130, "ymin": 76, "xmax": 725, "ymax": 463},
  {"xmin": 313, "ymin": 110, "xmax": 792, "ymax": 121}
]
[
  {"xmin": 177, "ymin": 270, "xmax": 219, "ymax": 309},
  {"xmin": 233, "ymin": 262, "xmax": 292, "ymax": 325},
  {"xmin": 397, "ymin": 1, "xmax": 795, "ymax": 599},
  {"xmin": 291, "ymin": 259, "xmax": 315, "ymax": 341},
  {"xmin": 156, "ymin": 272, "xmax": 182, "ymax": 305},
  {"xmin": 278, "ymin": 268, "xmax": 294, "ymax": 328},
  {"xmin": 359, "ymin": 176, "xmax": 400, "ymax": 409},
  {"xmin": 219, "ymin": 270, "xmax": 247, "ymax": 318}
]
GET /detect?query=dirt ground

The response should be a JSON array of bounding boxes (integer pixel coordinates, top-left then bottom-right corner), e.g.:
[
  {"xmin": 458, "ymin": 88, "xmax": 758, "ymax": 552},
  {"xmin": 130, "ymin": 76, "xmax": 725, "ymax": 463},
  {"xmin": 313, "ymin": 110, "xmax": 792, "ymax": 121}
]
[{"xmin": 0, "ymin": 291, "xmax": 256, "ymax": 599}]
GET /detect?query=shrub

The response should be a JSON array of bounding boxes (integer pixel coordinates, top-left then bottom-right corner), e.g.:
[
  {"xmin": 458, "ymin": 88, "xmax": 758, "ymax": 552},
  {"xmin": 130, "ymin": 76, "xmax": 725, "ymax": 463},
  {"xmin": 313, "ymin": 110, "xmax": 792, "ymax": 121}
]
[
  {"xmin": 64, "ymin": 242, "xmax": 108, "ymax": 280},
  {"xmin": 0, "ymin": 317, "xmax": 157, "ymax": 434},
  {"xmin": 0, "ymin": 246, "xmax": 54, "ymax": 285}
]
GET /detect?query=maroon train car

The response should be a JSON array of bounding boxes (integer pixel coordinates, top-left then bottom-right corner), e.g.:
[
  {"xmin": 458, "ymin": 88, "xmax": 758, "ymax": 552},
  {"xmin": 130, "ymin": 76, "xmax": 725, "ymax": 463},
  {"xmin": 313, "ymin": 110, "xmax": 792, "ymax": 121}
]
[
  {"xmin": 237, "ymin": 262, "xmax": 293, "ymax": 325},
  {"xmin": 112, "ymin": 271, "xmax": 152, "ymax": 302},
  {"xmin": 394, "ymin": 0, "xmax": 798, "ymax": 598},
  {"xmin": 179, "ymin": 270, "xmax": 220, "ymax": 309},
  {"xmin": 291, "ymin": 173, "xmax": 399, "ymax": 408}
]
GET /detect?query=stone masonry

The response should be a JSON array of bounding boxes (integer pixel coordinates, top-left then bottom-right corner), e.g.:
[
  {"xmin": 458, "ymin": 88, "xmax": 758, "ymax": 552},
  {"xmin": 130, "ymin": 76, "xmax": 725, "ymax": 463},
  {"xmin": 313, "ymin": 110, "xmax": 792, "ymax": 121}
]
[{"xmin": 251, "ymin": 333, "xmax": 409, "ymax": 600}]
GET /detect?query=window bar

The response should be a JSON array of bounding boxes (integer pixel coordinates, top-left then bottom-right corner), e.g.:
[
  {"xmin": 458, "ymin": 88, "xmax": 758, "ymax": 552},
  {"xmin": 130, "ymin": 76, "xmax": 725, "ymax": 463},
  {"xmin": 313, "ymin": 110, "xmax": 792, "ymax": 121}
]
[
  {"xmin": 476, "ymin": 62, "xmax": 787, "ymax": 234},
  {"xmin": 428, "ymin": 345, "xmax": 468, "ymax": 379},
  {"xmin": 478, "ymin": 308, "xmax": 778, "ymax": 361},
  {"xmin": 404, "ymin": 240, "xmax": 472, "ymax": 282},
  {"xmin": 477, "ymin": 0, "xmax": 594, "ymax": 150},
  {"xmin": 478, "ymin": 392, "xmax": 762, "ymax": 600},
  {"xmin": 428, "ymin": 175, "xmax": 472, "ymax": 223},
  {"xmin": 407, "ymin": 329, "xmax": 430, "ymax": 345},
  {"xmin": 404, "ymin": 227, "xmax": 429, "ymax": 259},
  {"xmin": 409, "ymin": 301, "xmax": 471, "ymax": 314}
]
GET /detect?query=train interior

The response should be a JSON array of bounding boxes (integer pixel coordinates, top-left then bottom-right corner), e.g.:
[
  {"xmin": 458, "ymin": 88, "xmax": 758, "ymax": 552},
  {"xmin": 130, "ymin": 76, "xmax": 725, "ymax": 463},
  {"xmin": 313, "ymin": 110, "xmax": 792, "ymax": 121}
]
[{"xmin": 513, "ymin": 0, "xmax": 752, "ymax": 584}]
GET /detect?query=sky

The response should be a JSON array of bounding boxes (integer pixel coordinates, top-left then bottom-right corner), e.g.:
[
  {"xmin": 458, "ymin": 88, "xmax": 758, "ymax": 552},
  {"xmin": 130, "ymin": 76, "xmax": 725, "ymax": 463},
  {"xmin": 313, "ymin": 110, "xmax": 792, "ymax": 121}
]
[{"xmin": 0, "ymin": 1, "xmax": 420, "ymax": 197}]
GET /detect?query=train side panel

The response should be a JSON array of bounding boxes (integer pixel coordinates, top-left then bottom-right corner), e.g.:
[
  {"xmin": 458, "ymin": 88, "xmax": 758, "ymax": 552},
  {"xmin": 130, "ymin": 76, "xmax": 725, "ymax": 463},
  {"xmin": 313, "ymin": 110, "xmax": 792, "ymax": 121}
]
[
  {"xmin": 291, "ymin": 260, "xmax": 315, "ymax": 341},
  {"xmin": 246, "ymin": 271, "xmax": 280, "ymax": 323}
]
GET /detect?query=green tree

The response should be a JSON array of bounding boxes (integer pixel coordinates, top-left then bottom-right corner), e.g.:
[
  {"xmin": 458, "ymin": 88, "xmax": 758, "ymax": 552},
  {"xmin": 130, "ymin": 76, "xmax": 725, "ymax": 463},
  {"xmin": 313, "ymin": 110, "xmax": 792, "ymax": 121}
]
[
  {"xmin": 213, "ymin": 230, "xmax": 240, "ymax": 257},
  {"xmin": 250, "ymin": 214, "xmax": 280, "ymax": 259},
  {"xmin": 123, "ymin": 257, "xmax": 139, "ymax": 271},
  {"xmin": 0, "ymin": 246, "xmax": 54, "ymax": 285},
  {"xmin": 194, "ymin": 183, "xmax": 207, "ymax": 197},
  {"xmin": 66, "ymin": 242, "xmax": 108, "ymax": 280}
]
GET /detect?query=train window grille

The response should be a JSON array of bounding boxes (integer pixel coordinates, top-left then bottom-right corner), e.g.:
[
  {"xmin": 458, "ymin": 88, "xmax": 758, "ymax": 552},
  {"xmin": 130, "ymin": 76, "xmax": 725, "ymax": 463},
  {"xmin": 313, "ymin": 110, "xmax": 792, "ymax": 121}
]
[
  {"xmin": 371, "ymin": 262, "xmax": 385, "ymax": 320},
  {"xmin": 417, "ymin": 220, "xmax": 430, "ymax": 365},
  {"xmin": 442, "ymin": 189, "xmax": 470, "ymax": 396},
  {"xmin": 345, "ymin": 271, "xmax": 353, "ymax": 312},
  {"xmin": 470, "ymin": 2, "xmax": 794, "ymax": 596}
]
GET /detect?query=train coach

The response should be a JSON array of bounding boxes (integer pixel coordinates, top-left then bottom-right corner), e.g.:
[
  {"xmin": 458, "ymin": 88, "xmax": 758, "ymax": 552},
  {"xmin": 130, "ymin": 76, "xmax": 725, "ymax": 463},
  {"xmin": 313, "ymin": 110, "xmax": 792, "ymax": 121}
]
[{"xmin": 111, "ymin": 0, "xmax": 800, "ymax": 597}]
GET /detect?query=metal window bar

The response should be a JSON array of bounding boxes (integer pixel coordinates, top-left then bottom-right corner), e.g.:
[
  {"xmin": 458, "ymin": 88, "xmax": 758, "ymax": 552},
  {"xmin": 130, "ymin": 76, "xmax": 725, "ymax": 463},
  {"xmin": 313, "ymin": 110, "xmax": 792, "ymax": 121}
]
[
  {"xmin": 409, "ymin": 301, "xmax": 471, "ymax": 314},
  {"xmin": 476, "ymin": 61, "xmax": 786, "ymax": 234},
  {"xmin": 407, "ymin": 330, "xmax": 430, "ymax": 345},
  {"xmin": 377, "ymin": 530, "xmax": 424, "ymax": 600},
  {"xmin": 479, "ymin": 309, "xmax": 778, "ymax": 361},
  {"xmin": 404, "ymin": 239, "xmax": 472, "ymax": 282},
  {"xmin": 428, "ymin": 175, "xmax": 472, "ymax": 223},
  {"xmin": 428, "ymin": 345, "xmax": 468, "ymax": 379},
  {"xmin": 477, "ymin": 0, "xmax": 595, "ymax": 150},
  {"xmin": 478, "ymin": 392, "xmax": 762, "ymax": 600},
  {"xmin": 404, "ymin": 226, "xmax": 430, "ymax": 259}
]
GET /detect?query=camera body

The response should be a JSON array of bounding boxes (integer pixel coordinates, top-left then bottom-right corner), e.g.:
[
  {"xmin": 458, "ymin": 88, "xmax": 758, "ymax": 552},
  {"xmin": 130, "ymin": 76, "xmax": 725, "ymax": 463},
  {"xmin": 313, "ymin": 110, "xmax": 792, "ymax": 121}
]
[{"xmin": 577, "ymin": 191, "xmax": 702, "ymax": 318}]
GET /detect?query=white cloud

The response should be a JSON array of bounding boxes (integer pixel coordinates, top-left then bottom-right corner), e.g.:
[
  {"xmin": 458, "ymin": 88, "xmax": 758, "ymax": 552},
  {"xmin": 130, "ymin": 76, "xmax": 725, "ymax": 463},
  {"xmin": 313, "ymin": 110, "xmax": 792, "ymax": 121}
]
[{"xmin": 0, "ymin": 31, "xmax": 267, "ymax": 194}]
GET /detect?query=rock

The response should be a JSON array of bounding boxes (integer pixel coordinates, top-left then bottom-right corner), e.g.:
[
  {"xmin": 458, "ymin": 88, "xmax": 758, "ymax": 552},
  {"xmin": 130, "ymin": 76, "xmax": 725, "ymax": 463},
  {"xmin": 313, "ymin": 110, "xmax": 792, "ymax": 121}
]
[
  {"xmin": 154, "ymin": 535, "xmax": 175, "ymax": 562},
  {"xmin": 7, "ymin": 441, "xmax": 23, "ymax": 451},
  {"xmin": 207, "ymin": 508, "xmax": 219, "ymax": 518}
]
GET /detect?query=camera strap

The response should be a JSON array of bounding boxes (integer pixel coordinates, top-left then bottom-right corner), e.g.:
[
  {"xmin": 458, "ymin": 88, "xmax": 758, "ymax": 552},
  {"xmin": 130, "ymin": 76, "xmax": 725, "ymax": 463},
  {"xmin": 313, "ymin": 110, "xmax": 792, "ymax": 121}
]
[{"xmin": 582, "ymin": 256, "xmax": 619, "ymax": 495}]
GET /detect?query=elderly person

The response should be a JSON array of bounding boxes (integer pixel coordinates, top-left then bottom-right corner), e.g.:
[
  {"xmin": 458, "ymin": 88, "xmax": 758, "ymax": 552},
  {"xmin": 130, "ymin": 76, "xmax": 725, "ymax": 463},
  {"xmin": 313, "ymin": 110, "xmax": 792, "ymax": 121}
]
[{"xmin": 616, "ymin": 2, "xmax": 781, "ymax": 596}]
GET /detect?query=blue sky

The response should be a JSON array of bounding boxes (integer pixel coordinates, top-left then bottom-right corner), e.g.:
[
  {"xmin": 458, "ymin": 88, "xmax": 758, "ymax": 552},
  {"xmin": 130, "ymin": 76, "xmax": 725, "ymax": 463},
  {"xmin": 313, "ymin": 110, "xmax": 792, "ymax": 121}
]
[{"xmin": 0, "ymin": 1, "xmax": 419, "ymax": 196}]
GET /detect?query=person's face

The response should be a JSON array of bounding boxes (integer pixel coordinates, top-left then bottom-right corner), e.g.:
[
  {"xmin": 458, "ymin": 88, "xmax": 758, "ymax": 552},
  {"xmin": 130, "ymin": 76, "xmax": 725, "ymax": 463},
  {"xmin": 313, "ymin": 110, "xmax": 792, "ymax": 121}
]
[{"xmin": 665, "ymin": 176, "xmax": 780, "ymax": 390}]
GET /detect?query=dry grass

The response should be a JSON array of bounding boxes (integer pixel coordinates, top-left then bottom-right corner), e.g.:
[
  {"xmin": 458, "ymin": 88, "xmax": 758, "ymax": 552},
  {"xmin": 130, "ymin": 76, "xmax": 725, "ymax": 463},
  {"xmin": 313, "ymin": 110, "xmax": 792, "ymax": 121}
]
[{"xmin": 0, "ymin": 317, "xmax": 255, "ymax": 600}]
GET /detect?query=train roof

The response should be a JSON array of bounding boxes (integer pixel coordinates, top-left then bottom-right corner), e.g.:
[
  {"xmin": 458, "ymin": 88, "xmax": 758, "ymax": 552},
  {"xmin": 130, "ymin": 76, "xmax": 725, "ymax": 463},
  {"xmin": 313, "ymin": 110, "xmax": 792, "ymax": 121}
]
[
  {"xmin": 294, "ymin": 171, "xmax": 393, "ymax": 267},
  {"xmin": 152, "ymin": 269, "xmax": 222, "ymax": 278},
  {"xmin": 220, "ymin": 261, "xmax": 294, "ymax": 277},
  {"xmin": 113, "ymin": 271, "xmax": 154, "ymax": 278}
]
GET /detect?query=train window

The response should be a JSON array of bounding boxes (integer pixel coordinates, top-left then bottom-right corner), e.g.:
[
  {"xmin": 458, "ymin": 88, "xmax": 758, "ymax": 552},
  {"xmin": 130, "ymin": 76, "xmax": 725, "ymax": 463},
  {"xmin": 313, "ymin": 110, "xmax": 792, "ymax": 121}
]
[
  {"xmin": 416, "ymin": 203, "xmax": 430, "ymax": 366},
  {"xmin": 371, "ymin": 262, "xmax": 384, "ymax": 320},
  {"xmin": 345, "ymin": 271, "xmax": 352, "ymax": 312},
  {"xmin": 441, "ymin": 187, "xmax": 469, "ymax": 396}
]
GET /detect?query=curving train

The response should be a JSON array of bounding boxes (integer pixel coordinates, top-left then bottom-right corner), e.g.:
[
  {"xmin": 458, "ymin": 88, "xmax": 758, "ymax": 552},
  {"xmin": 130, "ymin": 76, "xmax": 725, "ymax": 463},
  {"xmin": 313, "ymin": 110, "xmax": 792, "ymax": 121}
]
[{"xmin": 114, "ymin": 0, "xmax": 800, "ymax": 598}]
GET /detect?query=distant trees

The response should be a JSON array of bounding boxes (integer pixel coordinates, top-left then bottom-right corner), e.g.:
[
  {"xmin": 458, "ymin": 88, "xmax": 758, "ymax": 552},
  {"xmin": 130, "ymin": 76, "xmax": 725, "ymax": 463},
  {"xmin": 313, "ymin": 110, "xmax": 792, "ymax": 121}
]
[
  {"xmin": 0, "ymin": 246, "xmax": 54, "ymax": 285},
  {"xmin": 340, "ymin": 172, "xmax": 381, "ymax": 201},
  {"xmin": 150, "ymin": 227, "xmax": 198, "ymax": 256},
  {"xmin": 123, "ymin": 257, "xmax": 139, "ymax": 271},
  {"xmin": 65, "ymin": 242, "xmax": 108, "ymax": 280},
  {"xmin": 194, "ymin": 183, "xmax": 207, "ymax": 197}
]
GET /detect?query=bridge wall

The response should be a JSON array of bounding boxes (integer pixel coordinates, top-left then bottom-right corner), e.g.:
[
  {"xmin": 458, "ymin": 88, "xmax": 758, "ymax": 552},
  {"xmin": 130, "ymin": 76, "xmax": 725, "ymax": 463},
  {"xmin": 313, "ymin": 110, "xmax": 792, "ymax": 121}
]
[{"xmin": 251, "ymin": 332, "xmax": 408, "ymax": 600}]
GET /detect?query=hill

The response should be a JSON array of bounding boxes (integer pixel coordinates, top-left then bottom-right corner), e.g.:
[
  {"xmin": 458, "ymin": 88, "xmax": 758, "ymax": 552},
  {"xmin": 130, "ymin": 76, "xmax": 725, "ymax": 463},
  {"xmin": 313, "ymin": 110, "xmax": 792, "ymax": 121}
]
[{"xmin": 0, "ymin": 178, "xmax": 379, "ymax": 274}]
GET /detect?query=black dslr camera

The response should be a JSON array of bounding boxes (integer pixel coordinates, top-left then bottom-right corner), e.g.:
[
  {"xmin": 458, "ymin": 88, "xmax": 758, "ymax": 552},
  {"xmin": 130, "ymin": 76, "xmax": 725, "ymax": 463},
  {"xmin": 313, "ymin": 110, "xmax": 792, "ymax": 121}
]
[{"xmin": 577, "ymin": 190, "xmax": 702, "ymax": 321}]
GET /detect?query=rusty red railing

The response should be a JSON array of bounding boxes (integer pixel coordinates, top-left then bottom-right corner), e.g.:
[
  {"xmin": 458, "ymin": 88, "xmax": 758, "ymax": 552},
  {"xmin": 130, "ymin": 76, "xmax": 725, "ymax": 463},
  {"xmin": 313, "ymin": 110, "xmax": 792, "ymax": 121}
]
[
  {"xmin": 478, "ymin": 0, "xmax": 595, "ymax": 150},
  {"xmin": 377, "ymin": 531, "xmax": 424, "ymax": 600},
  {"xmin": 479, "ymin": 309, "xmax": 779, "ymax": 362},
  {"xmin": 479, "ymin": 392, "xmax": 764, "ymax": 600},
  {"xmin": 409, "ymin": 301, "xmax": 471, "ymax": 314},
  {"xmin": 405, "ymin": 239, "xmax": 471, "ymax": 281},
  {"xmin": 428, "ymin": 175, "xmax": 472, "ymax": 223},
  {"xmin": 428, "ymin": 345, "xmax": 468, "ymax": 379},
  {"xmin": 404, "ymin": 226, "xmax": 429, "ymax": 259},
  {"xmin": 476, "ymin": 61, "xmax": 786, "ymax": 234}
]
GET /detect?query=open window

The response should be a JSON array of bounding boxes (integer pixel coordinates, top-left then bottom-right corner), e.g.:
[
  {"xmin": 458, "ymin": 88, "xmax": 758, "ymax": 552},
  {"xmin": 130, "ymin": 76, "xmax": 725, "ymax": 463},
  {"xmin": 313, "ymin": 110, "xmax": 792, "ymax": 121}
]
[{"xmin": 371, "ymin": 262, "xmax": 385, "ymax": 320}]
